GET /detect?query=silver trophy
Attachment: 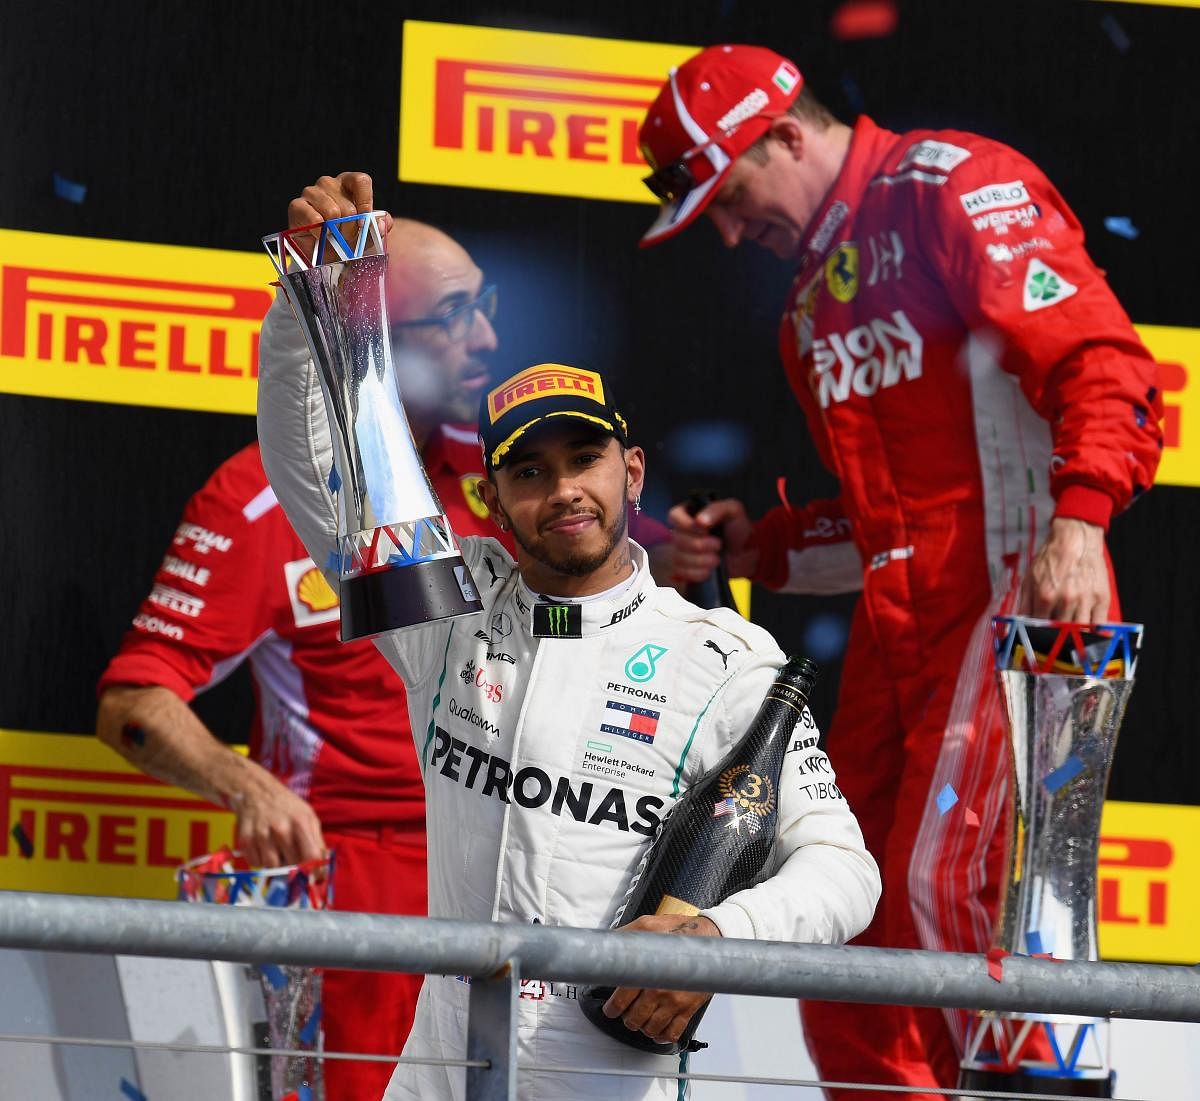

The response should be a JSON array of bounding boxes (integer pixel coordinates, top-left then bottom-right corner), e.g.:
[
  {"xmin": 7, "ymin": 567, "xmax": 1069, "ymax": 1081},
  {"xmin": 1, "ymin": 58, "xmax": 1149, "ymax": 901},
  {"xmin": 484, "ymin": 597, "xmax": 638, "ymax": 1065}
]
[
  {"xmin": 263, "ymin": 213, "xmax": 481, "ymax": 640},
  {"xmin": 959, "ymin": 616, "xmax": 1142, "ymax": 1098}
]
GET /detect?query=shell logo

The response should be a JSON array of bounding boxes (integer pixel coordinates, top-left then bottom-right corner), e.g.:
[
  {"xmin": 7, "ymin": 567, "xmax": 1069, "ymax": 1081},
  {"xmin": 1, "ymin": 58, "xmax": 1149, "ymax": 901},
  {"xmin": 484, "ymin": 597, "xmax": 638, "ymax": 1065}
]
[{"xmin": 297, "ymin": 566, "xmax": 338, "ymax": 612}]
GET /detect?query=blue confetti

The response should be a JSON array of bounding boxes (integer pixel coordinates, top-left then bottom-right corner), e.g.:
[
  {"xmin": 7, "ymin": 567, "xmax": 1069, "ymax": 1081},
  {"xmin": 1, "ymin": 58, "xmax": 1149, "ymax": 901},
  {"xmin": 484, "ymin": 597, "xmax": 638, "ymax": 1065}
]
[
  {"xmin": 1025, "ymin": 930, "xmax": 1045, "ymax": 955},
  {"xmin": 801, "ymin": 612, "xmax": 850, "ymax": 662},
  {"xmin": 260, "ymin": 964, "xmax": 288, "ymax": 990},
  {"xmin": 325, "ymin": 549, "xmax": 342, "ymax": 573},
  {"xmin": 936, "ymin": 784, "xmax": 958, "ymax": 815},
  {"xmin": 1100, "ymin": 14, "xmax": 1131, "ymax": 54},
  {"xmin": 1104, "ymin": 216, "xmax": 1139, "ymax": 240},
  {"xmin": 53, "ymin": 172, "xmax": 87, "ymax": 203},
  {"xmin": 1044, "ymin": 755, "xmax": 1086, "ymax": 794},
  {"xmin": 327, "ymin": 465, "xmax": 341, "ymax": 493},
  {"xmin": 120, "ymin": 1078, "xmax": 147, "ymax": 1101},
  {"xmin": 662, "ymin": 421, "xmax": 753, "ymax": 474},
  {"xmin": 298, "ymin": 1002, "xmax": 323, "ymax": 1046}
]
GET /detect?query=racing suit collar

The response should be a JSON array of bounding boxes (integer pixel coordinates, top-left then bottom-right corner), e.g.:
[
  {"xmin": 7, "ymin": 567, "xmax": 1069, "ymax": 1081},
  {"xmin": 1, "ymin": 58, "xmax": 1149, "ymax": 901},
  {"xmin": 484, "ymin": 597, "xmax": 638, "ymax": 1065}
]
[
  {"xmin": 795, "ymin": 115, "xmax": 893, "ymax": 268},
  {"xmin": 516, "ymin": 541, "xmax": 657, "ymax": 639}
]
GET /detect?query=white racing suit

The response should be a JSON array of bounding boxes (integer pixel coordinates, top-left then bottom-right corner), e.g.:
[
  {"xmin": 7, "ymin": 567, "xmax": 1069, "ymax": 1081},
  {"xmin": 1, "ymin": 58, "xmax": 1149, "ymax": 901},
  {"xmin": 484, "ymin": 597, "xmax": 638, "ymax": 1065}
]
[{"xmin": 256, "ymin": 293, "xmax": 881, "ymax": 1100}]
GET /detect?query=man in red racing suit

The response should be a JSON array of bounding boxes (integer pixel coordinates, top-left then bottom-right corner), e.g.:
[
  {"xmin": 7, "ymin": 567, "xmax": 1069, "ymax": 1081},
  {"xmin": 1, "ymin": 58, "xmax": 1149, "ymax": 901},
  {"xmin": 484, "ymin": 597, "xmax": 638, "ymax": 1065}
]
[
  {"xmin": 98, "ymin": 431, "xmax": 506, "ymax": 1101},
  {"xmin": 637, "ymin": 44, "xmax": 1162, "ymax": 1099}
]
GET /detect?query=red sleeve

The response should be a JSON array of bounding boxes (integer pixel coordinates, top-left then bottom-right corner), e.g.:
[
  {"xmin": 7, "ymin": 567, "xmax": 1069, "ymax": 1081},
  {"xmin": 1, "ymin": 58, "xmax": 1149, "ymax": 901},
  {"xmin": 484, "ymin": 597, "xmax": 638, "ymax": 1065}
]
[
  {"xmin": 749, "ymin": 497, "xmax": 861, "ymax": 595},
  {"xmin": 927, "ymin": 139, "xmax": 1163, "ymax": 528},
  {"xmin": 98, "ymin": 446, "xmax": 276, "ymax": 701}
]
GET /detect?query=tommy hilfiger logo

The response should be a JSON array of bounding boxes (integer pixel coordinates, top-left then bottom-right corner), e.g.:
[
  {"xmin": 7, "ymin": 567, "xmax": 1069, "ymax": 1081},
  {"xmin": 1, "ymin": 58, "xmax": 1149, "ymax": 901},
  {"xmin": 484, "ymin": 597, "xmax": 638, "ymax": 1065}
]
[
  {"xmin": 600, "ymin": 701, "xmax": 660, "ymax": 744},
  {"xmin": 533, "ymin": 603, "xmax": 582, "ymax": 638}
]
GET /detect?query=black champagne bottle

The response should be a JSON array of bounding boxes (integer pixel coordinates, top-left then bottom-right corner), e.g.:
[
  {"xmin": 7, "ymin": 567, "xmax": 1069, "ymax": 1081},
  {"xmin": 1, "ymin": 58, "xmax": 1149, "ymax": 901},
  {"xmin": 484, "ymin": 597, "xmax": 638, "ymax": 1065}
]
[
  {"xmin": 579, "ymin": 655, "xmax": 819, "ymax": 1055},
  {"xmin": 681, "ymin": 490, "xmax": 740, "ymax": 612}
]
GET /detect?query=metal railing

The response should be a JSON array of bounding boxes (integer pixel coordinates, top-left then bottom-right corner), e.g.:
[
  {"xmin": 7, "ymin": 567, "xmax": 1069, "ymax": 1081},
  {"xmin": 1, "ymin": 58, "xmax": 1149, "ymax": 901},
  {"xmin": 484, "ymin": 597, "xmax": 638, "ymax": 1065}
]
[{"xmin": 2, "ymin": 889, "xmax": 1199, "ymax": 1098}]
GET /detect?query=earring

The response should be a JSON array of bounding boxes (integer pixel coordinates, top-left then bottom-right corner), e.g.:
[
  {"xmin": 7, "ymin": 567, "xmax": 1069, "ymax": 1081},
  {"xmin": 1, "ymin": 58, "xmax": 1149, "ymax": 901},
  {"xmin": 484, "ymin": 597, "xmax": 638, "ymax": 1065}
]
[{"xmin": 633, "ymin": 494, "xmax": 641, "ymax": 514}]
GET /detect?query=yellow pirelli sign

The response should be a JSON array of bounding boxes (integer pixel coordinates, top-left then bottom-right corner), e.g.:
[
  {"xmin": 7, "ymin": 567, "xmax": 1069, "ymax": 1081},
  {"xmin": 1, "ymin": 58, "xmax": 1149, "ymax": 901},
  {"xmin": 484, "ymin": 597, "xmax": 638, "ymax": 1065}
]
[
  {"xmin": 1, "ymin": 729, "xmax": 234, "ymax": 900},
  {"xmin": 399, "ymin": 21, "xmax": 695, "ymax": 204},
  {"xmin": 0, "ymin": 228, "xmax": 273, "ymax": 414},
  {"xmin": 1097, "ymin": 800, "xmax": 1200, "ymax": 964},
  {"xmin": 1136, "ymin": 324, "xmax": 1199, "ymax": 488}
]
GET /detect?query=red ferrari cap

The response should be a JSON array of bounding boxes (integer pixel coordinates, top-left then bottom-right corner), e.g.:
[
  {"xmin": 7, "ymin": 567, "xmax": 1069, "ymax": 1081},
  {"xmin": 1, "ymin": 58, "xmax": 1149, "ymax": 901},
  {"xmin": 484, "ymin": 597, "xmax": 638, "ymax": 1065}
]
[{"xmin": 638, "ymin": 45, "xmax": 803, "ymax": 247}]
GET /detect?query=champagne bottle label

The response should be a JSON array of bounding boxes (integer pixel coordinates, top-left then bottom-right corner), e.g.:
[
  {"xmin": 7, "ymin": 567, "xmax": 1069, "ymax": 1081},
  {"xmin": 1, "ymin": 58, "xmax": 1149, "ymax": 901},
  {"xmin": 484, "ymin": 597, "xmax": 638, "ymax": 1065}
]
[
  {"xmin": 655, "ymin": 895, "xmax": 701, "ymax": 917},
  {"xmin": 713, "ymin": 764, "xmax": 775, "ymax": 833}
]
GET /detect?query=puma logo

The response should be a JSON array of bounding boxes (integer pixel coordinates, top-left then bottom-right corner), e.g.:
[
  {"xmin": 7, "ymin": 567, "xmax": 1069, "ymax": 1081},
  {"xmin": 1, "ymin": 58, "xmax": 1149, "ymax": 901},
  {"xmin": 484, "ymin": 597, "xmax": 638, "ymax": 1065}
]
[
  {"xmin": 483, "ymin": 556, "xmax": 503, "ymax": 588},
  {"xmin": 704, "ymin": 640, "xmax": 737, "ymax": 670}
]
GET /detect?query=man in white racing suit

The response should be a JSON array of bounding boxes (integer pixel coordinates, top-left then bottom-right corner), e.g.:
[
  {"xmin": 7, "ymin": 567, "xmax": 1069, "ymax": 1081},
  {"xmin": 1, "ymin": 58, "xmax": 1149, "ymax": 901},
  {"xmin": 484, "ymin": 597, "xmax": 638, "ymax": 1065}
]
[{"xmin": 257, "ymin": 187, "xmax": 880, "ymax": 1101}]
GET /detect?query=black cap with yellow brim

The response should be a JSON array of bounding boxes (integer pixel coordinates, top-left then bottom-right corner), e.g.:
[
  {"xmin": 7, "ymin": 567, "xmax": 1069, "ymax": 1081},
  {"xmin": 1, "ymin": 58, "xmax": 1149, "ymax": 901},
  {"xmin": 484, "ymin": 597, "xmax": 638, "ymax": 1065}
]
[{"xmin": 478, "ymin": 363, "xmax": 629, "ymax": 472}]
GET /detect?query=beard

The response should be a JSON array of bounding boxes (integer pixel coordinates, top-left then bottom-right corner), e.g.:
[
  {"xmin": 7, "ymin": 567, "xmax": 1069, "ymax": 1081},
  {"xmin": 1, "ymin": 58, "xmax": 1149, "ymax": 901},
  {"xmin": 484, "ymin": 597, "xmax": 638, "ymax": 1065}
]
[{"xmin": 508, "ymin": 497, "xmax": 630, "ymax": 580}]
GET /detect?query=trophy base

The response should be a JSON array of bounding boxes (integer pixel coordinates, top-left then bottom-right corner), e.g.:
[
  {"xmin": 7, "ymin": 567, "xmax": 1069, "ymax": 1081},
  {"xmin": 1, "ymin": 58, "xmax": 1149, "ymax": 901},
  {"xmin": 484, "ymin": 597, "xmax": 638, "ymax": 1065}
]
[
  {"xmin": 957, "ymin": 1067, "xmax": 1113, "ymax": 1098},
  {"xmin": 341, "ymin": 555, "xmax": 482, "ymax": 640},
  {"xmin": 578, "ymin": 985, "xmax": 707, "ymax": 1056}
]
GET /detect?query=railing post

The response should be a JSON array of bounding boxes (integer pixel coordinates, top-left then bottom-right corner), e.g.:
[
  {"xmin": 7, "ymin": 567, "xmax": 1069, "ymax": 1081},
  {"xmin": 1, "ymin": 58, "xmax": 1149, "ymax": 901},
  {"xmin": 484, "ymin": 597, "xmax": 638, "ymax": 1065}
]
[{"xmin": 466, "ymin": 958, "xmax": 519, "ymax": 1101}]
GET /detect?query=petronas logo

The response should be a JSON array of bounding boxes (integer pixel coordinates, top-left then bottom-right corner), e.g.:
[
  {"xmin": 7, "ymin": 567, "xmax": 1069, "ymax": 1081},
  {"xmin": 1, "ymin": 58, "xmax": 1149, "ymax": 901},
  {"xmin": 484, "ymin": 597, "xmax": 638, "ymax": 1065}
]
[
  {"xmin": 1023, "ymin": 258, "xmax": 1077, "ymax": 313},
  {"xmin": 625, "ymin": 644, "xmax": 668, "ymax": 683}
]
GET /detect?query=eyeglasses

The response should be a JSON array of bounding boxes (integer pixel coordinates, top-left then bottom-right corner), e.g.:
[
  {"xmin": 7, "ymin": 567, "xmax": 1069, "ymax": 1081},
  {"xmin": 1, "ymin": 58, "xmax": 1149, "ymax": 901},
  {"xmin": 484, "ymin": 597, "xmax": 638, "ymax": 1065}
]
[{"xmin": 392, "ymin": 284, "xmax": 498, "ymax": 343}]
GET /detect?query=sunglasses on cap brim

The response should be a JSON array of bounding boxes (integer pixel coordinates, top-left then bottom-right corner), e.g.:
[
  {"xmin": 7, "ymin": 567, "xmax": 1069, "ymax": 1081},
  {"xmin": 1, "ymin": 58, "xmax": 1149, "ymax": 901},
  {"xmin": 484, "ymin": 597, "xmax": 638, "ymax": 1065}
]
[
  {"xmin": 641, "ymin": 111, "xmax": 786, "ymax": 204},
  {"xmin": 642, "ymin": 143, "xmax": 722, "ymax": 203}
]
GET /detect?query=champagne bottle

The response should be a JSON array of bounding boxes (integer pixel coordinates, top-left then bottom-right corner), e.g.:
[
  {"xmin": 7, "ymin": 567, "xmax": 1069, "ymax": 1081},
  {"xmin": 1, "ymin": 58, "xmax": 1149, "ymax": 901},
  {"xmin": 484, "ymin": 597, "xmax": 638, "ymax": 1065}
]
[
  {"xmin": 579, "ymin": 655, "xmax": 819, "ymax": 1055},
  {"xmin": 681, "ymin": 490, "xmax": 740, "ymax": 613}
]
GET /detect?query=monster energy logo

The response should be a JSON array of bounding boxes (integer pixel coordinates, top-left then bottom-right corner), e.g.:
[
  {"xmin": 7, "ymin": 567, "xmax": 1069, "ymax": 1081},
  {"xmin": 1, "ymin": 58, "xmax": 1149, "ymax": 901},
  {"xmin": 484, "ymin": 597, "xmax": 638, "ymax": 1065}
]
[{"xmin": 533, "ymin": 602, "xmax": 581, "ymax": 638}]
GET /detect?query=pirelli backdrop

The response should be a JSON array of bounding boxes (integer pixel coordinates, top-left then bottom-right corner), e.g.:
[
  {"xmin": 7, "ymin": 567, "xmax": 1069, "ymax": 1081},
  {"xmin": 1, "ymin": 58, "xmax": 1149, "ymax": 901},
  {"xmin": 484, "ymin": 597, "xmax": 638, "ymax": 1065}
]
[{"xmin": 1, "ymin": 0, "xmax": 1197, "ymax": 962}]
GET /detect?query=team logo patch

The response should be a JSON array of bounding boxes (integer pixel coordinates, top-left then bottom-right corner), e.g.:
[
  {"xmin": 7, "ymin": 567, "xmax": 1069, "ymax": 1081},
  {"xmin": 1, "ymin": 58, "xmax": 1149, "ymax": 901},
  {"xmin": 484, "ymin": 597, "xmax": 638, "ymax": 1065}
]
[
  {"xmin": 600, "ymin": 701, "xmax": 660, "ymax": 744},
  {"xmin": 533, "ymin": 602, "xmax": 582, "ymax": 638},
  {"xmin": 959, "ymin": 180, "xmax": 1030, "ymax": 216},
  {"xmin": 1023, "ymin": 258, "xmax": 1078, "ymax": 312},
  {"xmin": 624, "ymin": 644, "xmax": 667, "ymax": 682},
  {"xmin": 486, "ymin": 364, "xmax": 604, "ymax": 424},
  {"xmin": 460, "ymin": 473, "xmax": 490, "ymax": 519},
  {"xmin": 824, "ymin": 243, "xmax": 859, "ymax": 304},
  {"xmin": 772, "ymin": 61, "xmax": 799, "ymax": 95},
  {"xmin": 897, "ymin": 139, "xmax": 970, "ymax": 174},
  {"xmin": 284, "ymin": 558, "xmax": 340, "ymax": 628},
  {"xmin": 704, "ymin": 639, "xmax": 737, "ymax": 670}
]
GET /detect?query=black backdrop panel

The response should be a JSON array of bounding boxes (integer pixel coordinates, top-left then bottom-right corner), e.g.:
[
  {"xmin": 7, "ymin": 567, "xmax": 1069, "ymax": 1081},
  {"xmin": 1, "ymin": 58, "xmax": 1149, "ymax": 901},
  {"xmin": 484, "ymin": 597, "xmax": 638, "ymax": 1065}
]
[{"xmin": 1, "ymin": 0, "xmax": 1196, "ymax": 804}]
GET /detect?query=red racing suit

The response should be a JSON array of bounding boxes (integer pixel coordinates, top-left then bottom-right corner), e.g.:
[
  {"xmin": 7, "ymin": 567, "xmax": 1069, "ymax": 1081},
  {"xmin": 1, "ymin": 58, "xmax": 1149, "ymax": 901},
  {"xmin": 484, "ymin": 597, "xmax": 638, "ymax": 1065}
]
[
  {"xmin": 749, "ymin": 117, "xmax": 1162, "ymax": 1097},
  {"xmin": 98, "ymin": 430, "xmax": 507, "ymax": 1101}
]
